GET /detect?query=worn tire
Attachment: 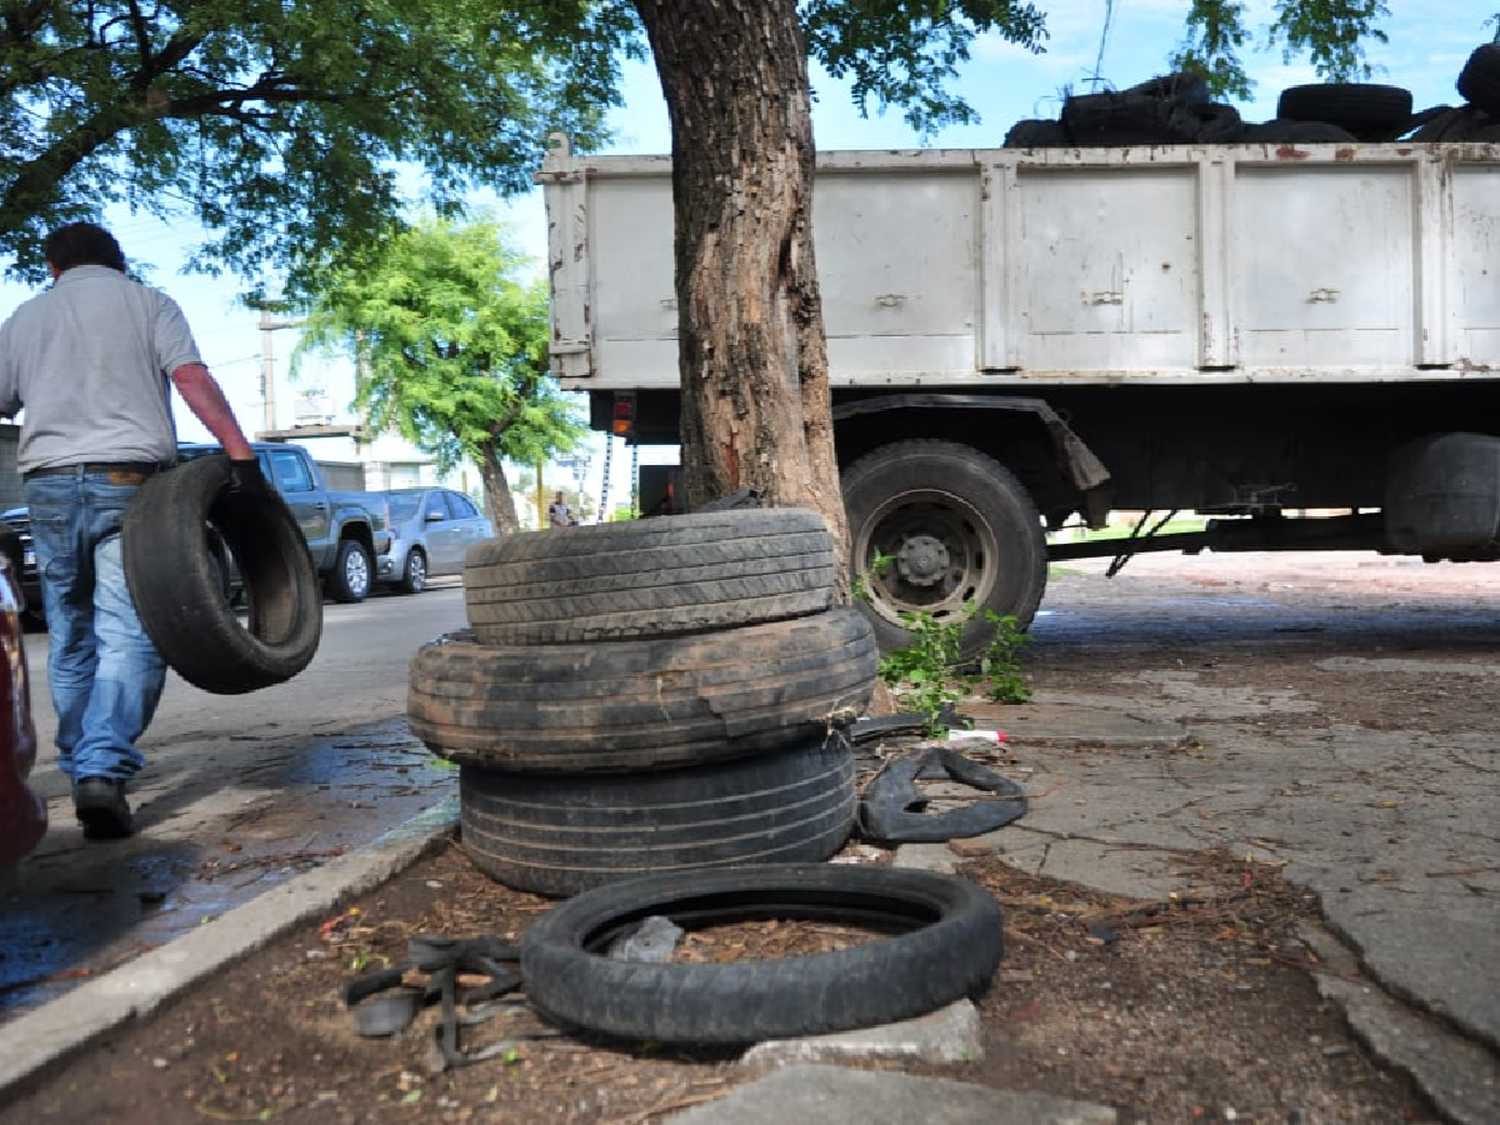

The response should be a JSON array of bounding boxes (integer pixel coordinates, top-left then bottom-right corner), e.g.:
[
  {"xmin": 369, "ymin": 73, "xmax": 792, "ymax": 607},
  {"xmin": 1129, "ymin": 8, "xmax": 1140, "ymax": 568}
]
[
  {"xmin": 123, "ymin": 456, "xmax": 323, "ymax": 694},
  {"xmin": 842, "ymin": 440, "xmax": 1046, "ymax": 660},
  {"xmin": 464, "ymin": 509, "xmax": 835, "ymax": 645},
  {"xmin": 324, "ymin": 538, "xmax": 372, "ymax": 603},
  {"xmin": 521, "ymin": 864, "xmax": 1005, "ymax": 1044},
  {"xmin": 1002, "ymin": 119, "xmax": 1069, "ymax": 148},
  {"xmin": 408, "ymin": 608, "xmax": 878, "ymax": 773},
  {"xmin": 1061, "ymin": 91, "xmax": 1198, "ymax": 144},
  {"xmin": 1408, "ymin": 104, "xmax": 1493, "ymax": 142},
  {"xmin": 459, "ymin": 737, "xmax": 856, "ymax": 897},
  {"xmin": 1123, "ymin": 72, "xmax": 1210, "ymax": 105},
  {"xmin": 1458, "ymin": 43, "xmax": 1500, "ymax": 116},
  {"xmin": 1275, "ymin": 83, "xmax": 1413, "ymax": 140},
  {"xmin": 1242, "ymin": 119, "xmax": 1360, "ymax": 143}
]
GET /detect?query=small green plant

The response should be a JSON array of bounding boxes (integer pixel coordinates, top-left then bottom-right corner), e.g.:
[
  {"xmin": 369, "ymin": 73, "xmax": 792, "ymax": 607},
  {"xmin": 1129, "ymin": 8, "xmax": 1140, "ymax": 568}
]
[
  {"xmin": 975, "ymin": 609, "xmax": 1034, "ymax": 704},
  {"xmin": 876, "ymin": 609, "xmax": 968, "ymax": 734},
  {"xmin": 855, "ymin": 557, "xmax": 1034, "ymax": 734}
]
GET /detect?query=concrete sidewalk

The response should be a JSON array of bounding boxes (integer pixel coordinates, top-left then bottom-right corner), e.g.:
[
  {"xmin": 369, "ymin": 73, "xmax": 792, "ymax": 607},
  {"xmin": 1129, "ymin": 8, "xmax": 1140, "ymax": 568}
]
[{"xmin": 2, "ymin": 689, "xmax": 1496, "ymax": 1122}]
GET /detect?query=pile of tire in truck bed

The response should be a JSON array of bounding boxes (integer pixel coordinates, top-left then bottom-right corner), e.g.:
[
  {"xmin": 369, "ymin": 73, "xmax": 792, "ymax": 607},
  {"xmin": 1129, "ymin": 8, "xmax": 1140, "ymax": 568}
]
[{"xmin": 1004, "ymin": 41, "xmax": 1500, "ymax": 147}]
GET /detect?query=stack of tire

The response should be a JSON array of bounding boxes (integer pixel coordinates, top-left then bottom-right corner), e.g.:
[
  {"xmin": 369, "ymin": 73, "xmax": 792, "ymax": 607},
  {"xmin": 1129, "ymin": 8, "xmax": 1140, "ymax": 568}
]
[
  {"xmin": 1002, "ymin": 44, "xmax": 1500, "ymax": 149},
  {"xmin": 1408, "ymin": 42, "xmax": 1500, "ymax": 142},
  {"xmin": 407, "ymin": 508, "xmax": 879, "ymax": 897}
]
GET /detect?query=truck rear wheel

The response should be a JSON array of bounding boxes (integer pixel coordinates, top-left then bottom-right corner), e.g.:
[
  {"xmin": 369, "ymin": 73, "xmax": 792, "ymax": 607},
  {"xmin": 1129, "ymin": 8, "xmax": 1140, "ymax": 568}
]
[{"xmin": 842, "ymin": 440, "xmax": 1046, "ymax": 659}]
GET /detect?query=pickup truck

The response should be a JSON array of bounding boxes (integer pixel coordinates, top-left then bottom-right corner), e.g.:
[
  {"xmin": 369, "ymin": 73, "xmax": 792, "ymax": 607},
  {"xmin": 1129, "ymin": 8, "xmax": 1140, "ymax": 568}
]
[
  {"xmin": 178, "ymin": 442, "xmax": 390, "ymax": 604},
  {"xmin": 2, "ymin": 441, "xmax": 391, "ymax": 618}
]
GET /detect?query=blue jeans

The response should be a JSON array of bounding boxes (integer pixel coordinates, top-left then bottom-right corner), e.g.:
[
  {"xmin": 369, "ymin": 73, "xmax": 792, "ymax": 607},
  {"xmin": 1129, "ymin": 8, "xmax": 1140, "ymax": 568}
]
[{"xmin": 24, "ymin": 469, "xmax": 167, "ymax": 782}]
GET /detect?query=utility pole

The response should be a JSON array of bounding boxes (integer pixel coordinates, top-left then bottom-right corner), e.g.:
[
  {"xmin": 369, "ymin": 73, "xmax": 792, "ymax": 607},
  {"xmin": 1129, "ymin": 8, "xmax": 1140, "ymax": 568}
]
[{"xmin": 248, "ymin": 301, "xmax": 305, "ymax": 435}]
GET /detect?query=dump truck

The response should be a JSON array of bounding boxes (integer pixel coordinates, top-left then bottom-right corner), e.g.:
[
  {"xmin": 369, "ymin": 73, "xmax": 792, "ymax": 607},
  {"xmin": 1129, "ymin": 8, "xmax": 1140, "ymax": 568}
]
[{"xmin": 537, "ymin": 135, "xmax": 1500, "ymax": 654}]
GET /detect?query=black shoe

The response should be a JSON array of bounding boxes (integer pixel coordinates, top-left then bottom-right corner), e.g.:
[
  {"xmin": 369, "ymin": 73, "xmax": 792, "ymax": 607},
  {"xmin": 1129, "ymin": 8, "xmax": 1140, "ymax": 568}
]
[{"xmin": 73, "ymin": 777, "xmax": 134, "ymax": 840}]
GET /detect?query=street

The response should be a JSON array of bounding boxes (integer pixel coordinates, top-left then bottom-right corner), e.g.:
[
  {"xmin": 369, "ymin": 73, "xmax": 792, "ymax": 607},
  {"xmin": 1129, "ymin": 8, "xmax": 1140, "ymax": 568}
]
[{"xmin": 1, "ymin": 579, "xmax": 470, "ymax": 1019}]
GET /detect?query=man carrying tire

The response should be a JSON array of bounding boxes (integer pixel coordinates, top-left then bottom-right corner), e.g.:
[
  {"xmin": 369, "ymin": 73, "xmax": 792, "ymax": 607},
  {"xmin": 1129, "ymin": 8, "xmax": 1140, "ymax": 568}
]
[{"xmin": 0, "ymin": 222, "xmax": 264, "ymax": 840}]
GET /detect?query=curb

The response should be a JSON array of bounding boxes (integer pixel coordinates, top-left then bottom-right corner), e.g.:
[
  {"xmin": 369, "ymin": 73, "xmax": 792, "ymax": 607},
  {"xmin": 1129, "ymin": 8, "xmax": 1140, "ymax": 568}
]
[{"xmin": 0, "ymin": 794, "xmax": 459, "ymax": 1104}]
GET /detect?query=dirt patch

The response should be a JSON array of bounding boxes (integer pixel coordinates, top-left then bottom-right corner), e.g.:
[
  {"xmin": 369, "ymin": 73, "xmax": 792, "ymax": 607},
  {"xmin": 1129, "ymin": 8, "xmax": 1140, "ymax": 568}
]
[{"xmin": 4, "ymin": 833, "xmax": 1434, "ymax": 1125}]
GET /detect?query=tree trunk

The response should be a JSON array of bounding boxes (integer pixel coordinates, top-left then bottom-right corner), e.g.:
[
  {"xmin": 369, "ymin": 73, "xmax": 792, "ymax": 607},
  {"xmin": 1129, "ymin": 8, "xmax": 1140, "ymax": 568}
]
[
  {"xmin": 478, "ymin": 442, "xmax": 521, "ymax": 533},
  {"xmin": 631, "ymin": 0, "xmax": 850, "ymax": 589}
]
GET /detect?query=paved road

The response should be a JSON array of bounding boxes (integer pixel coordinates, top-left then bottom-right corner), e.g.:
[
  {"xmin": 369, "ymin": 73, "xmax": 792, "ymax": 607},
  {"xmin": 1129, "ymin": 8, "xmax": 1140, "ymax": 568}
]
[{"xmin": 0, "ymin": 580, "xmax": 470, "ymax": 1019}]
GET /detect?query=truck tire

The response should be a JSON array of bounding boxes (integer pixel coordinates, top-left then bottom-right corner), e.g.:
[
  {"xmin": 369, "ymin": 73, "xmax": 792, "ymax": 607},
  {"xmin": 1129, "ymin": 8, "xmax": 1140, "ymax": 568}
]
[
  {"xmin": 520, "ymin": 864, "xmax": 1005, "ymax": 1044},
  {"xmin": 1275, "ymin": 83, "xmax": 1413, "ymax": 140},
  {"xmin": 123, "ymin": 456, "xmax": 323, "ymax": 694},
  {"xmin": 842, "ymin": 440, "xmax": 1046, "ymax": 660},
  {"xmin": 407, "ymin": 608, "xmax": 878, "ymax": 773},
  {"xmin": 1061, "ymin": 91, "xmax": 1199, "ymax": 144},
  {"xmin": 1123, "ymin": 71, "xmax": 1210, "ymax": 105},
  {"xmin": 1457, "ymin": 44, "xmax": 1500, "ymax": 115},
  {"xmin": 464, "ymin": 508, "xmax": 835, "ymax": 644},
  {"xmin": 325, "ymin": 538, "xmax": 372, "ymax": 603},
  {"xmin": 459, "ymin": 737, "xmax": 856, "ymax": 897}
]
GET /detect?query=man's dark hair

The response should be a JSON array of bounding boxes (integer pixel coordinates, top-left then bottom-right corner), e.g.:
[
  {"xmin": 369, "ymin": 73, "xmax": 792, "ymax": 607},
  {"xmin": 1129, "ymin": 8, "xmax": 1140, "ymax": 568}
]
[{"xmin": 44, "ymin": 222, "xmax": 126, "ymax": 273}]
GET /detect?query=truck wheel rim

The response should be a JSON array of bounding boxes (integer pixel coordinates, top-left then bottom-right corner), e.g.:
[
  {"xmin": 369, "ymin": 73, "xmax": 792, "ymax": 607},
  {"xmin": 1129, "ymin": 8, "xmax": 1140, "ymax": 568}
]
[{"xmin": 854, "ymin": 489, "xmax": 997, "ymax": 630}]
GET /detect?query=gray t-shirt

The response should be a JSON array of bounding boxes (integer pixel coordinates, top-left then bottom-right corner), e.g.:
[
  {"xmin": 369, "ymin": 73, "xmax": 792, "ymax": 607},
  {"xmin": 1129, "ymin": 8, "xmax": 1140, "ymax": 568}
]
[{"xmin": 0, "ymin": 264, "xmax": 202, "ymax": 473}]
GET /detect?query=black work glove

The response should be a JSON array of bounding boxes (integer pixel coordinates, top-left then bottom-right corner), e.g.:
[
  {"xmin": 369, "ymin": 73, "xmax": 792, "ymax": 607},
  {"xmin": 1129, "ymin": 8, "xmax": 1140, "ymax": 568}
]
[{"xmin": 227, "ymin": 458, "xmax": 271, "ymax": 498}]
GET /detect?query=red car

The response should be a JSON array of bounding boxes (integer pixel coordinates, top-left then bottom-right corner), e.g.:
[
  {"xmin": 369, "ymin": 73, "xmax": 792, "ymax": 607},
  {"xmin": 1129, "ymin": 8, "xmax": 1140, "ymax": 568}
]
[{"xmin": 0, "ymin": 525, "xmax": 43, "ymax": 870}]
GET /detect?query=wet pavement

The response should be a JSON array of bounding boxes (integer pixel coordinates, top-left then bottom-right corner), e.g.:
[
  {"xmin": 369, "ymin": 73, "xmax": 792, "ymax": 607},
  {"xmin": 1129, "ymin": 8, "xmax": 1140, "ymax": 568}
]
[{"xmin": 0, "ymin": 581, "xmax": 469, "ymax": 1024}]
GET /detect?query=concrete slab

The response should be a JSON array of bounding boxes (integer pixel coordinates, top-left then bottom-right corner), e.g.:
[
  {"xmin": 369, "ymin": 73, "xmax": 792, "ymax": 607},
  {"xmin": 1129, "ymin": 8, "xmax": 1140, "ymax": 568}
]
[
  {"xmin": 967, "ymin": 696, "xmax": 1184, "ymax": 747},
  {"xmin": 741, "ymin": 1001, "xmax": 983, "ymax": 1067},
  {"xmin": 1301, "ymin": 923, "xmax": 1500, "ymax": 1125},
  {"xmin": 665, "ymin": 1064, "xmax": 1118, "ymax": 1124}
]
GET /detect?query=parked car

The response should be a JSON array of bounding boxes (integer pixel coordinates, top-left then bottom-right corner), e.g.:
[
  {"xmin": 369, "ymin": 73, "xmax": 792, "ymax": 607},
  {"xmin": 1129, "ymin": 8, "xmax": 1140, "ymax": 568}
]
[
  {"xmin": 178, "ymin": 442, "xmax": 391, "ymax": 603},
  {"xmin": 0, "ymin": 524, "xmax": 44, "ymax": 872},
  {"xmin": 377, "ymin": 488, "xmax": 492, "ymax": 594},
  {"xmin": 0, "ymin": 506, "xmax": 40, "ymax": 623}
]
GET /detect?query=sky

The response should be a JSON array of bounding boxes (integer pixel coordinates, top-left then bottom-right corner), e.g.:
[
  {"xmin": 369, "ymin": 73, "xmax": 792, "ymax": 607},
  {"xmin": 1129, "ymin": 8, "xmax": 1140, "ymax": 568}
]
[{"xmin": 0, "ymin": 1, "xmax": 1491, "ymax": 503}]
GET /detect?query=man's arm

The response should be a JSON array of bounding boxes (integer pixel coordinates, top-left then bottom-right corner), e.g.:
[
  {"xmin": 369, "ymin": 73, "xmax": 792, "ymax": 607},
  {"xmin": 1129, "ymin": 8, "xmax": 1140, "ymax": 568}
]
[{"xmin": 170, "ymin": 363, "xmax": 255, "ymax": 460}]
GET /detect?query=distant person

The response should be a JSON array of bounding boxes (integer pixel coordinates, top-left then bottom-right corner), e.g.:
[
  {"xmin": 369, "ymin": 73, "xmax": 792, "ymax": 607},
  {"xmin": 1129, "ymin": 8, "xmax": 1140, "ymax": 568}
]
[
  {"xmin": 0, "ymin": 221, "xmax": 264, "ymax": 840},
  {"xmin": 548, "ymin": 490, "xmax": 571, "ymax": 528}
]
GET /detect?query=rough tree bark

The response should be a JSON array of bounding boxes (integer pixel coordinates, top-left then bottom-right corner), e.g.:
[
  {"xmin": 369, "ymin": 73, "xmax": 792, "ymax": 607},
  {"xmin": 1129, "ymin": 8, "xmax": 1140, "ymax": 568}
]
[
  {"xmin": 477, "ymin": 443, "xmax": 522, "ymax": 534},
  {"xmin": 631, "ymin": 0, "xmax": 850, "ymax": 587}
]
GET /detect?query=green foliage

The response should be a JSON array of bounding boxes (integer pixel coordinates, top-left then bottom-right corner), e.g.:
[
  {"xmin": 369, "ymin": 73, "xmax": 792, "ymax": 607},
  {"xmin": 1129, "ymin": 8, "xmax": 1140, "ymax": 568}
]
[
  {"xmin": 876, "ymin": 609, "xmax": 969, "ymax": 734},
  {"xmin": 292, "ymin": 213, "xmax": 586, "ymax": 509},
  {"xmin": 975, "ymin": 610, "xmax": 1034, "ymax": 704},
  {"xmin": 0, "ymin": 1, "xmax": 642, "ymax": 295},
  {"xmin": 801, "ymin": 0, "xmax": 1049, "ymax": 136},
  {"xmin": 1268, "ymin": 0, "xmax": 1390, "ymax": 81},
  {"xmin": 1171, "ymin": 0, "xmax": 1254, "ymax": 99},
  {"xmin": 872, "ymin": 603, "xmax": 1034, "ymax": 735},
  {"xmin": 1171, "ymin": 0, "xmax": 1396, "ymax": 96}
]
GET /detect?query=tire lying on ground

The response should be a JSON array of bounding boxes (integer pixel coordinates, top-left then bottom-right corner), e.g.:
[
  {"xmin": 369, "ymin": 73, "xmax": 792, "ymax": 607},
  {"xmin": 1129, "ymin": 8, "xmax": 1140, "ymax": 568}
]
[
  {"xmin": 408, "ymin": 608, "xmax": 878, "ymax": 773},
  {"xmin": 123, "ymin": 455, "xmax": 323, "ymax": 694},
  {"xmin": 464, "ymin": 508, "xmax": 836, "ymax": 645},
  {"xmin": 521, "ymin": 863, "xmax": 1005, "ymax": 1044},
  {"xmin": 459, "ymin": 736, "xmax": 857, "ymax": 897}
]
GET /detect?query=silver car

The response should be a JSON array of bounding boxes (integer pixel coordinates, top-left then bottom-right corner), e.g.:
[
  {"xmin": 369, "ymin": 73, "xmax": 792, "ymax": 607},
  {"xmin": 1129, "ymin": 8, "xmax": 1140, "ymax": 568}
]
[{"xmin": 376, "ymin": 488, "xmax": 492, "ymax": 594}]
